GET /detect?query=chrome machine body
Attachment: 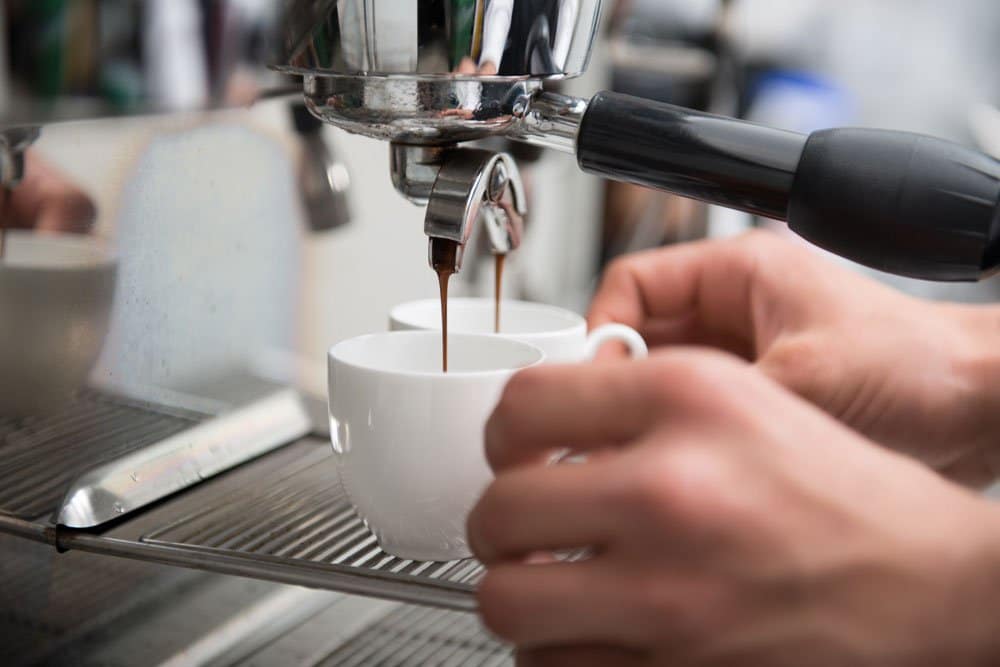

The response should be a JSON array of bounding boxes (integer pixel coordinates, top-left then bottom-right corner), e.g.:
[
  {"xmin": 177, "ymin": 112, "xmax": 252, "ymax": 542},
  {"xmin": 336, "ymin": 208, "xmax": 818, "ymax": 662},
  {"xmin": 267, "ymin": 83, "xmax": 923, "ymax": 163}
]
[
  {"xmin": 277, "ymin": 0, "xmax": 999, "ymax": 281},
  {"xmin": 4, "ymin": 1, "xmax": 999, "ymax": 280}
]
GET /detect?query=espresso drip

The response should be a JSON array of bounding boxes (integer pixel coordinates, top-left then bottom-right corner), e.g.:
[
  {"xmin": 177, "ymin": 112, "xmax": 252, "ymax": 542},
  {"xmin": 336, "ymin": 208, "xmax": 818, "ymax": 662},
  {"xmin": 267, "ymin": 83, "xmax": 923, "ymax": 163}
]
[
  {"xmin": 437, "ymin": 268, "xmax": 453, "ymax": 372},
  {"xmin": 431, "ymin": 239, "xmax": 461, "ymax": 373},
  {"xmin": 493, "ymin": 253, "xmax": 506, "ymax": 334}
]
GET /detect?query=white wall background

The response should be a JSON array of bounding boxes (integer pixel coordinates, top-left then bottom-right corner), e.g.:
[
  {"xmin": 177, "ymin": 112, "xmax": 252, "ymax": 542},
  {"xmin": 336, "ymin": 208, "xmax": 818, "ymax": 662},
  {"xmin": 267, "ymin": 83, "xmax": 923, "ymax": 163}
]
[{"xmin": 34, "ymin": 102, "xmax": 429, "ymax": 399}]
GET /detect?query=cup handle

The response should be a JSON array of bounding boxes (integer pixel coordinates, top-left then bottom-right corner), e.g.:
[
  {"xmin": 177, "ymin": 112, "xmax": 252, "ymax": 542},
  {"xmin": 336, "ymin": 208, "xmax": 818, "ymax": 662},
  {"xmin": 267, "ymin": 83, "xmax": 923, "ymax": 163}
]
[{"xmin": 583, "ymin": 323, "xmax": 648, "ymax": 361}]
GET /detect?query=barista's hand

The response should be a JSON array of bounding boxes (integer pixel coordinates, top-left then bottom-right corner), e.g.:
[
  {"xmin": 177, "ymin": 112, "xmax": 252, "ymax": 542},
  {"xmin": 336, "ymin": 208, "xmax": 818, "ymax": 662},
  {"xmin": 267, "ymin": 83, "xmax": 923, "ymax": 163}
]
[
  {"xmin": 0, "ymin": 149, "xmax": 96, "ymax": 233},
  {"xmin": 468, "ymin": 351, "xmax": 1000, "ymax": 666},
  {"xmin": 588, "ymin": 231, "xmax": 1000, "ymax": 486}
]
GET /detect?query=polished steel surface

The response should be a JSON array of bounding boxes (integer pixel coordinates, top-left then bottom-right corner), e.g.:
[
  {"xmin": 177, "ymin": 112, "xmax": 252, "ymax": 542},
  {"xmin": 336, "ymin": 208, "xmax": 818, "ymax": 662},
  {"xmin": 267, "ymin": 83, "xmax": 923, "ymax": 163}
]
[
  {"xmin": 0, "ymin": 534, "xmax": 194, "ymax": 666},
  {"xmin": 0, "ymin": 391, "xmax": 201, "ymax": 521},
  {"xmin": 285, "ymin": 0, "xmax": 604, "ymax": 144},
  {"xmin": 0, "ymin": 439, "xmax": 480, "ymax": 610},
  {"xmin": 316, "ymin": 604, "xmax": 510, "ymax": 666},
  {"xmin": 279, "ymin": 0, "xmax": 603, "ymax": 79},
  {"xmin": 391, "ymin": 144, "xmax": 453, "ymax": 205},
  {"xmin": 34, "ymin": 581, "xmax": 504, "ymax": 666},
  {"xmin": 133, "ymin": 441, "xmax": 484, "ymax": 610},
  {"xmin": 0, "ymin": 388, "xmax": 310, "ymax": 529},
  {"xmin": 2, "ymin": 1, "xmax": 602, "ymax": 142},
  {"xmin": 507, "ymin": 90, "xmax": 587, "ymax": 153},
  {"xmin": 57, "ymin": 388, "xmax": 312, "ymax": 528},
  {"xmin": 302, "ymin": 75, "xmax": 541, "ymax": 144},
  {"xmin": 291, "ymin": 102, "xmax": 353, "ymax": 232},
  {"xmin": 424, "ymin": 148, "xmax": 526, "ymax": 271},
  {"xmin": 0, "ymin": 127, "xmax": 39, "ymax": 186},
  {"xmin": 0, "ymin": 437, "xmax": 483, "ymax": 610},
  {"xmin": 61, "ymin": 578, "xmax": 352, "ymax": 667}
]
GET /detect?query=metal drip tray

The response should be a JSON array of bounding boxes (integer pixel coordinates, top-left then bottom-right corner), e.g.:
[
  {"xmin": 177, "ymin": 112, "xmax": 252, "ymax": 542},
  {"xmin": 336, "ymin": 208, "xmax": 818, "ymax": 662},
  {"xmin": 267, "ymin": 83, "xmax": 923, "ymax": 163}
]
[
  {"xmin": 0, "ymin": 530, "xmax": 199, "ymax": 666},
  {"xmin": 144, "ymin": 447, "xmax": 486, "ymax": 588},
  {"xmin": 0, "ymin": 392, "xmax": 202, "ymax": 521},
  {"xmin": 0, "ymin": 387, "xmax": 311, "ymax": 530},
  {"xmin": 315, "ymin": 604, "xmax": 509, "ymax": 666},
  {"xmin": 52, "ymin": 440, "xmax": 484, "ymax": 611},
  {"xmin": 0, "ymin": 394, "xmax": 487, "ymax": 611}
]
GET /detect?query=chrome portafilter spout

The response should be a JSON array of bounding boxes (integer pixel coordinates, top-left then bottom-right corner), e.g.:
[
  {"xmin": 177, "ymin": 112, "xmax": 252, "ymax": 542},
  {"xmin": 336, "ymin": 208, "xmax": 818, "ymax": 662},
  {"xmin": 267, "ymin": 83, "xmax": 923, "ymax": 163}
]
[
  {"xmin": 391, "ymin": 144, "xmax": 526, "ymax": 274},
  {"xmin": 0, "ymin": 127, "xmax": 42, "ymax": 259}
]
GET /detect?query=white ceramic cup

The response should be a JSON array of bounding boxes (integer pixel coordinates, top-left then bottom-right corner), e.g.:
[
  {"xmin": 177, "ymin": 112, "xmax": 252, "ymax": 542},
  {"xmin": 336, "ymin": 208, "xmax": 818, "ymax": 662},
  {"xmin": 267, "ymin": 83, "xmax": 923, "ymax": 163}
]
[
  {"xmin": 328, "ymin": 331, "xmax": 545, "ymax": 561},
  {"xmin": 389, "ymin": 297, "xmax": 648, "ymax": 362},
  {"xmin": 0, "ymin": 230, "xmax": 117, "ymax": 418}
]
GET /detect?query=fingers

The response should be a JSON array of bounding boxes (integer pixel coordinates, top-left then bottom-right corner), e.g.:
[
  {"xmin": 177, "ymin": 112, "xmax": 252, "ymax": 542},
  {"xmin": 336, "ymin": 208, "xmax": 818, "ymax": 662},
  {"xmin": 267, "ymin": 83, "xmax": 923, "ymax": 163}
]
[
  {"xmin": 478, "ymin": 560, "xmax": 648, "ymax": 647},
  {"xmin": 487, "ymin": 350, "xmax": 752, "ymax": 472},
  {"xmin": 468, "ymin": 460, "xmax": 621, "ymax": 564},
  {"xmin": 588, "ymin": 235, "xmax": 757, "ymax": 335},
  {"xmin": 516, "ymin": 645, "xmax": 649, "ymax": 667},
  {"xmin": 455, "ymin": 56, "xmax": 478, "ymax": 74},
  {"xmin": 587, "ymin": 232, "xmax": 796, "ymax": 358},
  {"xmin": 485, "ymin": 361, "xmax": 660, "ymax": 471},
  {"xmin": 6, "ymin": 150, "xmax": 96, "ymax": 233}
]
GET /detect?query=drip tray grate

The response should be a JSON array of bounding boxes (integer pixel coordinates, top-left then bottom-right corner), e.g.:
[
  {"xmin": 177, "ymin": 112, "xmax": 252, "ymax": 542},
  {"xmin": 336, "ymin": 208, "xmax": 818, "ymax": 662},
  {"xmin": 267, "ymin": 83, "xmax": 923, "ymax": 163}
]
[
  {"xmin": 133, "ymin": 442, "xmax": 484, "ymax": 610},
  {"xmin": 0, "ymin": 392, "xmax": 202, "ymax": 521},
  {"xmin": 317, "ymin": 604, "xmax": 510, "ymax": 666}
]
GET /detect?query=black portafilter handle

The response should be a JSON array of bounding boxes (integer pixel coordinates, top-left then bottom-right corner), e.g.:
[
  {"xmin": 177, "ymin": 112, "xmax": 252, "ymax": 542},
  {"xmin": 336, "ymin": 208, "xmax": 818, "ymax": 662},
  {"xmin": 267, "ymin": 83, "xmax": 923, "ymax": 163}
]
[{"xmin": 577, "ymin": 91, "xmax": 1000, "ymax": 282}]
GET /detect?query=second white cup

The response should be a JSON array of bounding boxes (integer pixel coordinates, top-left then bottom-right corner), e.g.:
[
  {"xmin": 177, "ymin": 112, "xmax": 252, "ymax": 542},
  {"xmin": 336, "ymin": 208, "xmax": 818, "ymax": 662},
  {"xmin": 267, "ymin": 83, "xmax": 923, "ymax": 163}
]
[{"xmin": 389, "ymin": 297, "xmax": 648, "ymax": 362}]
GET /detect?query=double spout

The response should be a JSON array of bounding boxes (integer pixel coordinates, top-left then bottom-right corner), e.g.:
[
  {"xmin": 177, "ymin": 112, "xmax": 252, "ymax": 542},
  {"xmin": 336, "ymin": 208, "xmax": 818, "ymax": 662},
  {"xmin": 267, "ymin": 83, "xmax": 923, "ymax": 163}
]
[{"xmin": 391, "ymin": 144, "xmax": 526, "ymax": 274}]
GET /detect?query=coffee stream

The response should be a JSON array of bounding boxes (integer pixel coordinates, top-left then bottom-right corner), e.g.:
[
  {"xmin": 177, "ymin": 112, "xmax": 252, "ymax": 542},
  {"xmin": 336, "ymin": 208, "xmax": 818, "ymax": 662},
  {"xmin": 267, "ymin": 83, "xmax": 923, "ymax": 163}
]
[
  {"xmin": 431, "ymin": 239, "xmax": 460, "ymax": 373},
  {"xmin": 437, "ymin": 267, "xmax": 454, "ymax": 372},
  {"xmin": 432, "ymin": 240, "xmax": 507, "ymax": 373},
  {"xmin": 494, "ymin": 253, "xmax": 505, "ymax": 334}
]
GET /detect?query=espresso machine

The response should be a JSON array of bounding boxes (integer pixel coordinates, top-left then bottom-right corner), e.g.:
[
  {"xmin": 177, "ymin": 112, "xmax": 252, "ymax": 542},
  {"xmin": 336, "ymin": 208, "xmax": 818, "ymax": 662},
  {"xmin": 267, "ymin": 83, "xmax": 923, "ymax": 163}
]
[
  {"xmin": 4, "ymin": 0, "xmax": 999, "ymax": 280},
  {"xmin": 2, "ymin": 1, "xmax": 1000, "ymax": 664}
]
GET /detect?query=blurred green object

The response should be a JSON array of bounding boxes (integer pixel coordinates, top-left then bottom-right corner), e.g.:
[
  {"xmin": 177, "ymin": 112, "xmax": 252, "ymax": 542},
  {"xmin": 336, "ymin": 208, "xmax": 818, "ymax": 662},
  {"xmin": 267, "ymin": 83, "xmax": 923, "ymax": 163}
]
[
  {"xmin": 447, "ymin": 0, "xmax": 482, "ymax": 68},
  {"xmin": 23, "ymin": 0, "xmax": 68, "ymax": 98}
]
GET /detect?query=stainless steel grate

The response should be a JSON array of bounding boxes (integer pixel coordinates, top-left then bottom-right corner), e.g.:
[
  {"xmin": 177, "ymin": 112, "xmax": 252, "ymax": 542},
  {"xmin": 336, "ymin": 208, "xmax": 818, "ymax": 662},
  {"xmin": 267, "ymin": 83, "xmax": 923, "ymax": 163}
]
[
  {"xmin": 0, "ymin": 534, "xmax": 194, "ymax": 666},
  {"xmin": 140, "ymin": 444, "xmax": 485, "ymax": 608},
  {"xmin": 0, "ymin": 392, "xmax": 201, "ymax": 521},
  {"xmin": 317, "ymin": 605, "xmax": 511, "ymax": 667}
]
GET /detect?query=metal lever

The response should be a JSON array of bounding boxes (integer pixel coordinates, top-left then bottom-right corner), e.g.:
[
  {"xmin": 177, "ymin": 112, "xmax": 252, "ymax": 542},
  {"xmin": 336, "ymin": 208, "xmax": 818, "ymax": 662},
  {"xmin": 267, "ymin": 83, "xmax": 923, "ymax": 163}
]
[{"xmin": 424, "ymin": 149, "xmax": 526, "ymax": 273}]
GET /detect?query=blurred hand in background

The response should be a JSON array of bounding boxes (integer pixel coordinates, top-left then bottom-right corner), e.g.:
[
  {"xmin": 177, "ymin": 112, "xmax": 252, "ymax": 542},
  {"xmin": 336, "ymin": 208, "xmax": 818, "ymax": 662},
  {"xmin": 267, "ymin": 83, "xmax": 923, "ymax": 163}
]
[
  {"xmin": 589, "ymin": 231, "xmax": 1000, "ymax": 486},
  {"xmin": 1, "ymin": 149, "xmax": 96, "ymax": 234}
]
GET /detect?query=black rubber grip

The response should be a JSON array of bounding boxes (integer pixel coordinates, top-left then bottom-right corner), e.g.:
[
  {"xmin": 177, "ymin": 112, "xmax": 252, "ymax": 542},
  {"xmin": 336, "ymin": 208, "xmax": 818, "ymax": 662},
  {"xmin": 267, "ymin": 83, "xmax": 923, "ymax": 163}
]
[
  {"xmin": 787, "ymin": 128, "xmax": 1000, "ymax": 281},
  {"xmin": 577, "ymin": 91, "xmax": 807, "ymax": 221},
  {"xmin": 576, "ymin": 91, "xmax": 1000, "ymax": 282}
]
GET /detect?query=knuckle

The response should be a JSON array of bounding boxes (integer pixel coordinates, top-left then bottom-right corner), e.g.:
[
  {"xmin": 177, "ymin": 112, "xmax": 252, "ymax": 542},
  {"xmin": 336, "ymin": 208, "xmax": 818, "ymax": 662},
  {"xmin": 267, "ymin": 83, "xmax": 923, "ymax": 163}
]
[
  {"xmin": 735, "ymin": 228, "xmax": 788, "ymax": 260},
  {"xmin": 483, "ymin": 415, "xmax": 509, "ymax": 471},
  {"xmin": 616, "ymin": 445, "xmax": 732, "ymax": 528},
  {"xmin": 637, "ymin": 575, "xmax": 682, "ymax": 622},
  {"xmin": 761, "ymin": 335, "xmax": 832, "ymax": 395},
  {"xmin": 643, "ymin": 351, "xmax": 750, "ymax": 412},
  {"xmin": 493, "ymin": 368, "xmax": 548, "ymax": 424},
  {"xmin": 638, "ymin": 577, "xmax": 730, "ymax": 645},
  {"xmin": 476, "ymin": 570, "xmax": 523, "ymax": 641},
  {"xmin": 725, "ymin": 230, "xmax": 791, "ymax": 280},
  {"xmin": 467, "ymin": 484, "xmax": 510, "ymax": 560},
  {"xmin": 612, "ymin": 449, "xmax": 677, "ymax": 517},
  {"xmin": 736, "ymin": 229, "xmax": 821, "ymax": 281},
  {"xmin": 485, "ymin": 374, "xmax": 534, "ymax": 466},
  {"xmin": 602, "ymin": 255, "xmax": 637, "ymax": 286}
]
